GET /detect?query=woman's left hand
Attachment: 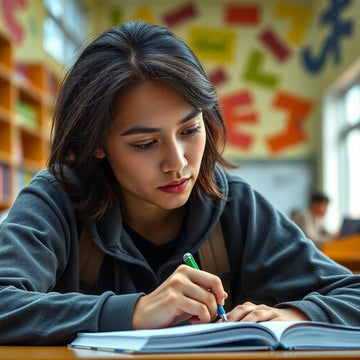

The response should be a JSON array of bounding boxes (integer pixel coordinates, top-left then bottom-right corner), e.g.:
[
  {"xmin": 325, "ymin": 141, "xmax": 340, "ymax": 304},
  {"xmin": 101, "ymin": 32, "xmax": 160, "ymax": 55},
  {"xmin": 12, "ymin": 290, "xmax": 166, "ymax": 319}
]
[{"xmin": 226, "ymin": 301, "xmax": 309, "ymax": 322}]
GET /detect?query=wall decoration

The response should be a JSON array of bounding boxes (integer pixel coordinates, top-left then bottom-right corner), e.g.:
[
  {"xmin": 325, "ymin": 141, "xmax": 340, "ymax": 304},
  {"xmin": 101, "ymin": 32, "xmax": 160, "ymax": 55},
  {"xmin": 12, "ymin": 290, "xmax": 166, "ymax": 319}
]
[
  {"xmin": 188, "ymin": 26, "xmax": 236, "ymax": 64},
  {"xmin": 163, "ymin": 2, "xmax": 197, "ymax": 27},
  {"xmin": 266, "ymin": 91, "xmax": 313, "ymax": 154},
  {"xmin": 301, "ymin": 0, "xmax": 353, "ymax": 73},
  {"xmin": 0, "ymin": 0, "xmax": 27, "ymax": 44},
  {"xmin": 258, "ymin": 27, "xmax": 291, "ymax": 62},
  {"xmin": 110, "ymin": 7, "xmax": 122, "ymax": 25},
  {"xmin": 274, "ymin": 2, "xmax": 314, "ymax": 45},
  {"xmin": 208, "ymin": 67, "xmax": 228, "ymax": 87},
  {"xmin": 243, "ymin": 49, "xmax": 279, "ymax": 88},
  {"xmin": 6, "ymin": 0, "xmax": 359, "ymax": 160},
  {"xmin": 27, "ymin": 15, "xmax": 37, "ymax": 38},
  {"xmin": 132, "ymin": 5, "xmax": 155, "ymax": 23},
  {"xmin": 219, "ymin": 90, "xmax": 258, "ymax": 151},
  {"xmin": 225, "ymin": 3, "xmax": 260, "ymax": 25}
]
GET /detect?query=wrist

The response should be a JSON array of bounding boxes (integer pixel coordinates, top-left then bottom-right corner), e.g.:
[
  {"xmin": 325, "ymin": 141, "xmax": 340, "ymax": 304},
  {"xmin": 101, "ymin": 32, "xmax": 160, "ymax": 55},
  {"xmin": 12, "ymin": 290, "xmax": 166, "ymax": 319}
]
[{"xmin": 282, "ymin": 306, "xmax": 310, "ymax": 321}]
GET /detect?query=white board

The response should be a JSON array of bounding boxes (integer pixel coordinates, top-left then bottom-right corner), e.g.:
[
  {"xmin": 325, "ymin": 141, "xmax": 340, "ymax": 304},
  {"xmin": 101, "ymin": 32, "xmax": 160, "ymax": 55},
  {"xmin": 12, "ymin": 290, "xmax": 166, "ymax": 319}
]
[{"xmin": 230, "ymin": 160, "xmax": 314, "ymax": 218}]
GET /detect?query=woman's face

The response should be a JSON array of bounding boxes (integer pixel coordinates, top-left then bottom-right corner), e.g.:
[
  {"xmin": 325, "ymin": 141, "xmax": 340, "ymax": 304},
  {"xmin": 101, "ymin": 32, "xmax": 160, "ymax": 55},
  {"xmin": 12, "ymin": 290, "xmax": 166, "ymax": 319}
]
[{"xmin": 97, "ymin": 80, "xmax": 206, "ymax": 212}]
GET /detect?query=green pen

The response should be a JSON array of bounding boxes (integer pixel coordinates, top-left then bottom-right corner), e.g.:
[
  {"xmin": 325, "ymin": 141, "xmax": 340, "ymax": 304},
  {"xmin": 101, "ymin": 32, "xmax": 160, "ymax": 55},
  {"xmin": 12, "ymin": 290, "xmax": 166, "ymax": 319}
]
[{"xmin": 183, "ymin": 252, "xmax": 228, "ymax": 322}]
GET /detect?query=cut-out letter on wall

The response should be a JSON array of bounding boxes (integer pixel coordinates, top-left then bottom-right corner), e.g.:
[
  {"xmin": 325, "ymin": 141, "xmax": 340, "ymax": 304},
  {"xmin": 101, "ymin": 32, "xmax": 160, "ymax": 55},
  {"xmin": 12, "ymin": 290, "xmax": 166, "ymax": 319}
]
[
  {"xmin": 274, "ymin": 2, "xmax": 314, "ymax": 45},
  {"xmin": 266, "ymin": 91, "xmax": 313, "ymax": 154},
  {"xmin": 132, "ymin": 5, "xmax": 155, "ymax": 23},
  {"xmin": 208, "ymin": 67, "xmax": 228, "ymax": 87},
  {"xmin": 243, "ymin": 49, "xmax": 279, "ymax": 88},
  {"xmin": 163, "ymin": 2, "xmax": 197, "ymax": 27},
  {"xmin": 219, "ymin": 90, "xmax": 258, "ymax": 151},
  {"xmin": 1, "ymin": 0, "xmax": 27, "ymax": 44},
  {"xmin": 301, "ymin": 0, "xmax": 353, "ymax": 73},
  {"xmin": 189, "ymin": 26, "xmax": 236, "ymax": 64},
  {"xmin": 27, "ymin": 15, "xmax": 38, "ymax": 38},
  {"xmin": 110, "ymin": 7, "xmax": 122, "ymax": 25},
  {"xmin": 225, "ymin": 4, "xmax": 260, "ymax": 25},
  {"xmin": 259, "ymin": 27, "xmax": 291, "ymax": 62}
]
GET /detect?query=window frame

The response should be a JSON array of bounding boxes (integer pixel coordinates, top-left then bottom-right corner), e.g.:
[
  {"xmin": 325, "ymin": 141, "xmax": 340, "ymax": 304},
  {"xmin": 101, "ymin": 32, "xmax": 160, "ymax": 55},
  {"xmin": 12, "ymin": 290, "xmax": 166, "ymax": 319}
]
[
  {"xmin": 43, "ymin": 0, "xmax": 88, "ymax": 66},
  {"xmin": 323, "ymin": 61, "xmax": 360, "ymax": 231}
]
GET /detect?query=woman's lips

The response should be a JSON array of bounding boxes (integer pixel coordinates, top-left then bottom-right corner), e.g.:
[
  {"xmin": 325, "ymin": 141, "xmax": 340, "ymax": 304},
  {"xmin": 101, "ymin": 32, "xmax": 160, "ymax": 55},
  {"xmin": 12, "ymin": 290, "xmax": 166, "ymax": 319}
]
[{"xmin": 159, "ymin": 179, "xmax": 189, "ymax": 194}]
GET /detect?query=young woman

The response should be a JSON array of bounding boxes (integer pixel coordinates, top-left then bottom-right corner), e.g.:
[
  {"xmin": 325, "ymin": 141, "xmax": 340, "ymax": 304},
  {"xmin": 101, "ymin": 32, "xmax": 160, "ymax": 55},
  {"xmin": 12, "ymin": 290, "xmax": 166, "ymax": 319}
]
[{"xmin": 1, "ymin": 21, "xmax": 359, "ymax": 345}]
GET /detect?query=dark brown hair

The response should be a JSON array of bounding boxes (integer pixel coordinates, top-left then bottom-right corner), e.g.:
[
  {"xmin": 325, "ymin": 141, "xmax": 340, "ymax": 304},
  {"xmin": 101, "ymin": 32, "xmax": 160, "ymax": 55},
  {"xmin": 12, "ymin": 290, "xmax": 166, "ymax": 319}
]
[{"xmin": 48, "ymin": 21, "xmax": 234, "ymax": 221}]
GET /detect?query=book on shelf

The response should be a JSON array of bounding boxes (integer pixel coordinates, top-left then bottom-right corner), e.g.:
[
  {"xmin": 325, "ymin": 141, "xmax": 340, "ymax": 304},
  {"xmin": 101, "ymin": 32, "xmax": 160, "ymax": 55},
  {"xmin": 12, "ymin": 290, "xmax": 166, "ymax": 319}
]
[
  {"xmin": 68, "ymin": 320, "xmax": 360, "ymax": 353},
  {"xmin": 16, "ymin": 101, "xmax": 37, "ymax": 128},
  {"xmin": 14, "ymin": 63, "xmax": 29, "ymax": 85},
  {"xmin": 0, "ymin": 164, "xmax": 2, "ymax": 202},
  {"xmin": 0, "ymin": 163, "xmax": 10, "ymax": 202}
]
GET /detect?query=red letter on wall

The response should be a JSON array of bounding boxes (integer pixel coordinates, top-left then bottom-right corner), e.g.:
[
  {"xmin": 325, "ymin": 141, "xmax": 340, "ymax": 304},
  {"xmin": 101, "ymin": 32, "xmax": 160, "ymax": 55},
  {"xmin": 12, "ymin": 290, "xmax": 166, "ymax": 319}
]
[
  {"xmin": 219, "ymin": 90, "xmax": 258, "ymax": 151},
  {"xmin": 266, "ymin": 91, "xmax": 313, "ymax": 154},
  {"xmin": 0, "ymin": 0, "xmax": 27, "ymax": 44}
]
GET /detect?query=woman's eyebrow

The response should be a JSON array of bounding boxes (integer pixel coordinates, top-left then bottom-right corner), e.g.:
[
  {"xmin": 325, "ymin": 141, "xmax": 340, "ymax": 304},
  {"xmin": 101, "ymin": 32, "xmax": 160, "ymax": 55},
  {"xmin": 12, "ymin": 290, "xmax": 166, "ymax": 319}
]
[{"xmin": 121, "ymin": 108, "xmax": 202, "ymax": 136}]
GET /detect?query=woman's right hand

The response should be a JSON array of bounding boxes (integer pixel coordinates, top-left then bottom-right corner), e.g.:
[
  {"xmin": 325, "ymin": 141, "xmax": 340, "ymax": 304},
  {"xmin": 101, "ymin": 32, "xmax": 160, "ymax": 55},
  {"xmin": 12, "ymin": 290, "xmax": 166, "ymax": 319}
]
[{"xmin": 131, "ymin": 264, "xmax": 227, "ymax": 329}]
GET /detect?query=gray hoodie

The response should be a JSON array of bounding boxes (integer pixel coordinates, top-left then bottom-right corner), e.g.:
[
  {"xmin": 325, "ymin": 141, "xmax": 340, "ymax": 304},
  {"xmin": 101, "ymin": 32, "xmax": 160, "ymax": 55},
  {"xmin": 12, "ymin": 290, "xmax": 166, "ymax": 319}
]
[{"xmin": 0, "ymin": 167, "xmax": 359, "ymax": 345}]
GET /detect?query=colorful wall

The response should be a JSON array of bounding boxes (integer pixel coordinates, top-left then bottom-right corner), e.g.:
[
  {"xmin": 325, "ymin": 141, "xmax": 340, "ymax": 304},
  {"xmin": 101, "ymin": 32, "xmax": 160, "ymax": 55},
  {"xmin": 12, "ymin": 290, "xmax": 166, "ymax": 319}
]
[
  {"xmin": 92, "ymin": 0, "xmax": 359, "ymax": 165},
  {"xmin": 1, "ymin": 0, "xmax": 359, "ymax": 182}
]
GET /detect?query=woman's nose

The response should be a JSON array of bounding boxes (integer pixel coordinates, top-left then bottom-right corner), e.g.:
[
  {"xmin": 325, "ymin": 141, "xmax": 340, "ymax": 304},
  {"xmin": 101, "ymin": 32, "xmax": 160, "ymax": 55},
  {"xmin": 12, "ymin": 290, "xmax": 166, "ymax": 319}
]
[{"xmin": 160, "ymin": 140, "xmax": 188, "ymax": 173}]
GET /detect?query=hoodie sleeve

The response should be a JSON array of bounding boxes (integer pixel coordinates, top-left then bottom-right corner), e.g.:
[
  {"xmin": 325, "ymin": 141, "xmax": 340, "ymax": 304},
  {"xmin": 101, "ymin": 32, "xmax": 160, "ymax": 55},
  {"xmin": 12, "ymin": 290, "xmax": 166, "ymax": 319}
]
[
  {"xmin": 0, "ymin": 171, "xmax": 141, "ymax": 345},
  {"xmin": 223, "ymin": 175, "xmax": 360, "ymax": 326}
]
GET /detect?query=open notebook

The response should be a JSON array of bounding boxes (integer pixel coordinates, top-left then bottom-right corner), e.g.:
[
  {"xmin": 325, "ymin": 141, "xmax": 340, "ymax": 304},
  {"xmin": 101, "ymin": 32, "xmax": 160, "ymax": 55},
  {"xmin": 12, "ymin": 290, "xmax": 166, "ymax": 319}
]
[{"xmin": 69, "ymin": 320, "xmax": 360, "ymax": 353}]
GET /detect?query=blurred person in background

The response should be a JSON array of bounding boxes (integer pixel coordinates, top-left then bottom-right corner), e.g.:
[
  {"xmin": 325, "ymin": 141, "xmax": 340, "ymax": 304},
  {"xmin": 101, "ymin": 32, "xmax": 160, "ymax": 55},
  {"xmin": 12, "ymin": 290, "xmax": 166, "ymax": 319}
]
[{"xmin": 292, "ymin": 191, "xmax": 335, "ymax": 249}]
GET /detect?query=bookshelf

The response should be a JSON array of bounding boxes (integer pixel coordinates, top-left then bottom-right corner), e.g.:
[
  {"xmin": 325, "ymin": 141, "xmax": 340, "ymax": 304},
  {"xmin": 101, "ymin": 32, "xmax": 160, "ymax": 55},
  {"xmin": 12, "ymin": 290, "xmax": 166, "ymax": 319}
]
[{"xmin": 0, "ymin": 32, "xmax": 58, "ymax": 212}]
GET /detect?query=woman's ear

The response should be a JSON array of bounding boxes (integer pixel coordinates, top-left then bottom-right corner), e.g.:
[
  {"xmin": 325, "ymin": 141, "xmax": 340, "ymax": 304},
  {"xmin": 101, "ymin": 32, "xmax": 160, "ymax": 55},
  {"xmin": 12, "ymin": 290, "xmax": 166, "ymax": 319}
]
[{"xmin": 94, "ymin": 149, "xmax": 106, "ymax": 159}]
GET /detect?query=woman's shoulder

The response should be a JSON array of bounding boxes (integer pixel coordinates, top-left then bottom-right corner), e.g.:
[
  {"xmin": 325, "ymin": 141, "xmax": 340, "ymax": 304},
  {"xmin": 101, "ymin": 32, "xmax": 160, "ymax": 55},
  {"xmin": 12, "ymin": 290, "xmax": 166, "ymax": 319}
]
[
  {"xmin": 7, "ymin": 168, "xmax": 77, "ymax": 226},
  {"xmin": 215, "ymin": 166, "xmax": 252, "ymax": 189},
  {"xmin": 222, "ymin": 170, "xmax": 276, "ymax": 210},
  {"xmin": 24, "ymin": 167, "xmax": 77, "ymax": 206},
  {"xmin": 223, "ymin": 170, "xmax": 253, "ymax": 194},
  {"xmin": 31, "ymin": 166, "xmax": 78, "ymax": 188}
]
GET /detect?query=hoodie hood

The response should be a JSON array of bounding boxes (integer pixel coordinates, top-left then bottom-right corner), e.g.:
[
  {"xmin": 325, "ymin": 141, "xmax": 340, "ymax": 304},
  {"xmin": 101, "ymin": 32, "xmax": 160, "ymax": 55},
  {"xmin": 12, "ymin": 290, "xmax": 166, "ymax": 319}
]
[{"xmin": 177, "ymin": 165, "xmax": 229, "ymax": 254}]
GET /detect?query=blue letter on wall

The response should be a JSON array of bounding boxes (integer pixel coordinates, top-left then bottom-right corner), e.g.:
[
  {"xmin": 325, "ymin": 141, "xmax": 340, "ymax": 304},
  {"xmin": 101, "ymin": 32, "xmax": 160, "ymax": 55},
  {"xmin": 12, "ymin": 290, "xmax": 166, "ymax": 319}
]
[{"xmin": 301, "ymin": 0, "xmax": 353, "ymax": 74}]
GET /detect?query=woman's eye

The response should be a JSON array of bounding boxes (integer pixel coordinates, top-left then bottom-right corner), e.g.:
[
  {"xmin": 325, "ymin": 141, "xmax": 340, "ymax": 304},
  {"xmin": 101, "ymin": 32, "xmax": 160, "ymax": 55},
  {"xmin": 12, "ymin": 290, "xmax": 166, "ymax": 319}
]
[
  {"xmin": 182, "ymin": 126, "xmax": 201, "ymax": 136},
  {"xmin": 132, "ymin": 140, "xmax": 156, "ymax": 152}
]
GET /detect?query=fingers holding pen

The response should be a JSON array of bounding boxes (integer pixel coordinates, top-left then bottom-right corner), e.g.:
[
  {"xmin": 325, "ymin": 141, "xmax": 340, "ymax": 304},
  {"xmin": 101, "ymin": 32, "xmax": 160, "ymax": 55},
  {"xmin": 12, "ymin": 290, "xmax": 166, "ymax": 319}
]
[
  {"xmin": 183, "ymin": 253, "xmax": 228, "ymax": 323},
  {"xmin": 132, "ymin": 264, "xmax": 225, "ymax": 329},
  {"xmin": 182, "ymin": 254, "xmax": 227, "ymax": 307},
  {"xmin": 167, "ymin": 265, "xmax": 221, "ymax": 320}
]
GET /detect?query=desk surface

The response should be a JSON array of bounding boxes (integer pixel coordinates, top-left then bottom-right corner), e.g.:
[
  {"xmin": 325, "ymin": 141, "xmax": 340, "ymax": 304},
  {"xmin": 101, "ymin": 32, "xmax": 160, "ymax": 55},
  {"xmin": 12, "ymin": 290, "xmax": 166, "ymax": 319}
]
[
  {"xmin": 1, "ymin": 347, "xmax": 360, "ymax": 360},
  {"xmin": 322, "ymin": 233, "xmax": 360, "ymax": 272}
]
